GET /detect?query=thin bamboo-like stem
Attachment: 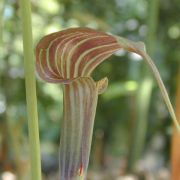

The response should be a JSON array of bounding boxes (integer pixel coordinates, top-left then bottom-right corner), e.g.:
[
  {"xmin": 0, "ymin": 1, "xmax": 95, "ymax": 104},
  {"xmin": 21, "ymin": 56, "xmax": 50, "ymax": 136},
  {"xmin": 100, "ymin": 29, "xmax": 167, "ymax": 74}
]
[
  {"xmin": 19, "ymin": 0, "xmax": 41, "ymax": 179},
  {"xmin": 0, "ymin": 0, "xmax": 4, "ymax": 45}
]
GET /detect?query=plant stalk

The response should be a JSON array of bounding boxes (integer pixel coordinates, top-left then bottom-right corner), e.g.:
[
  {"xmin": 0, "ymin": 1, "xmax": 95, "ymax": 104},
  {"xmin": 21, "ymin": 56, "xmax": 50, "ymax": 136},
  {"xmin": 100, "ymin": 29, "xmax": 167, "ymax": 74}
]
[
  {"xmin": 19, "ymin": 0, "xmax": 41, "ymax": 179},
  {"xmin": 0, "ymin": 0, "xmax": 4, "ymax": 45}
]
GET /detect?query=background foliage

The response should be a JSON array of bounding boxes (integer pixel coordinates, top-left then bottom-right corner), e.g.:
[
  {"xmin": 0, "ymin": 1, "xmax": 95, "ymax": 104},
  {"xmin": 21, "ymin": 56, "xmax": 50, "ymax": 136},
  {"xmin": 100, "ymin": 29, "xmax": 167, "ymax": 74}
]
[{"xmin": 0, "ymin": 0, "xmax": 180, "ymax": 179}]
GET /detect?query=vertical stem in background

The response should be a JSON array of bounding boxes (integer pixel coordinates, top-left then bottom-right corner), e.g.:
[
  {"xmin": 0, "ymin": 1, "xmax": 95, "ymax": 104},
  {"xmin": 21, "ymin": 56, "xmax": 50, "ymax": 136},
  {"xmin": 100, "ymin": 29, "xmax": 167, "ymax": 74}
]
[
  {"xmin": 171, "ymin": 66, "xmax": 180, "ymax": 180},
  {"xmin": 19, "ymin": 0, "xmax": 41, "ymax": 179},
  {"xmin": 0, "ymin": 0, "xmax": 4, "ymax": 45},
  {"xmin": 128, "ymin": 0, "xmax": 160, "ymax": 171}
]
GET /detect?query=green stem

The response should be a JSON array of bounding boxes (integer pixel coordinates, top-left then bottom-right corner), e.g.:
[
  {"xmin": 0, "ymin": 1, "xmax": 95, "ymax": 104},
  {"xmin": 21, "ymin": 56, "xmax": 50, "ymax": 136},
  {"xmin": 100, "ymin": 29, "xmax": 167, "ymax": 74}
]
[
  {"xmin": 0, "ymin": 0, "xmax": 4, "ymax": 45},
  {"xmin": 19, "ymin": 0, "xmax": 41, "ymax": 179}
]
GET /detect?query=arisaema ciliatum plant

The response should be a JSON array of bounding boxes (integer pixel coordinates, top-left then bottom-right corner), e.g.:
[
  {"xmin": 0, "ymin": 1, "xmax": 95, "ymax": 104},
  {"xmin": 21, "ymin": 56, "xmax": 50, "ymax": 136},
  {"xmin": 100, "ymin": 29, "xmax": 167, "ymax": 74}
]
[{"xmin": 36, "ymin": 27, "xmax": 180, "ymax": 180}]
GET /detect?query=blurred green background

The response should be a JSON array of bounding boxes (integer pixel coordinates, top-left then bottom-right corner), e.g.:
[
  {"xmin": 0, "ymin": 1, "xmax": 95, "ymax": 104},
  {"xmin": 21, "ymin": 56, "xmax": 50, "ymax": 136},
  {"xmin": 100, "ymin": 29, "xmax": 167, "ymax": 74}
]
[{"xmin": 0, "ymin": 0, "xmax": 180, "ymax": 179}]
